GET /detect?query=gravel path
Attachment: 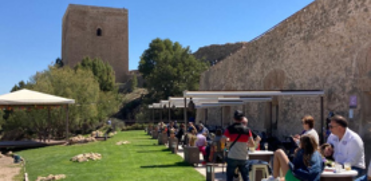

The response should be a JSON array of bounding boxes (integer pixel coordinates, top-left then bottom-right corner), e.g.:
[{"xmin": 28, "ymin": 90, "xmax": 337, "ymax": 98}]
[{"xmin": 0, "ymin": 156, "xmax": 21, "ymax": 181}]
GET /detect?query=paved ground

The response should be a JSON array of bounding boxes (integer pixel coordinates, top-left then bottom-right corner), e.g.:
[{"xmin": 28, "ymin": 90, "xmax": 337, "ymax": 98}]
[
  {"xmin": 0, "ymin": 156, "xmax": 21, "ymax": 181},
  {"xmin": 175, "ymin": 146, "xmax": 229, "ymax": 181}
]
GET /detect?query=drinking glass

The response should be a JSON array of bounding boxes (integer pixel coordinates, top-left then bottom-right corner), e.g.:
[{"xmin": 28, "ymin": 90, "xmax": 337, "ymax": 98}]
[
  {"xmin": 335, "ymin": 162, "xmax": 342, "ymax": 173},
  {"xmin": 264, "ymin": 143, "xmax": 268, "ymax": 151},
  {"xmin": 344, "ymin": 162, "xmax": 351, "ymax": 171}
]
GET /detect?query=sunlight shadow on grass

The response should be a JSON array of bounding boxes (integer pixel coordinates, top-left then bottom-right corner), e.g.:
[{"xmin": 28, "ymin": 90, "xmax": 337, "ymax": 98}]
[{"xmin": 140, "ymin": 162, "xmax": 190, "ymax": 168}]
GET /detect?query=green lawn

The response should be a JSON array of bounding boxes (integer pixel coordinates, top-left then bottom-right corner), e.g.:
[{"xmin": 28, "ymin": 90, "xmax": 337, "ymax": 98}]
[{"xmin": 17, "ymin": 131, "xmax": 204, "ymax": 181}]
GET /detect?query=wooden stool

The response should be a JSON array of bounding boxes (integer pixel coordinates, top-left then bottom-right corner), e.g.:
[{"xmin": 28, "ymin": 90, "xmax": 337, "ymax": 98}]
[{"xmin": 249, "ymin": 164, "xmax": 269, "ymax": 181}]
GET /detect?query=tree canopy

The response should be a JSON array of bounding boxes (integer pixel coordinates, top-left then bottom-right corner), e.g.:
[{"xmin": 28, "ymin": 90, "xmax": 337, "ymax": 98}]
[
  {"xmin": 1, "ymin": 59, "xmax": 122, "ymax": 141},
  {"xmin": 74, "ymin": 57, "xmax": 116, "ymax": 92},
  {"xmin": 138, "ymin": 38, "xmax": 208, "ymax": 102}
]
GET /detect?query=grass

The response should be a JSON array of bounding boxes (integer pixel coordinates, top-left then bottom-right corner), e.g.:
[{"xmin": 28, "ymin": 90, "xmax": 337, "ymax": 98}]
[
  {"xmin": 12, "ymin": 163, "xmax": 24, "ymax": 181},
  {"xmin": 16, "ymin": 131, "xmax": 204, "ymax": 181}
]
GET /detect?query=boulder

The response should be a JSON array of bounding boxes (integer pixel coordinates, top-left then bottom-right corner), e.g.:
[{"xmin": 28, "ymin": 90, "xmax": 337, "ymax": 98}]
[
  {"xmin": 35, "ymin": 174, "xmax": 66, "ymax": 181},
  {"xmin": 71, "ymin": 152, "xmax": 102, "ymax": 162}
]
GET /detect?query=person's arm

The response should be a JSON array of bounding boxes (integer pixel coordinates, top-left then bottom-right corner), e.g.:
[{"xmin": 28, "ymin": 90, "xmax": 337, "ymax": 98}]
[
  {"xmin": 248, "ymin": 137, "xmax": 255, "ymax": 147},
  {"xmin": 341, "ymin": 139, "xmax": 364, "ymax": 166}
]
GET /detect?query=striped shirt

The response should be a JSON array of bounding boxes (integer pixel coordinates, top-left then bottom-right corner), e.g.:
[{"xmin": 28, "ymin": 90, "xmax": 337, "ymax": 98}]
[{"xmin": 224, "ymin": 122, "xmax": 252, "ymax": 160}]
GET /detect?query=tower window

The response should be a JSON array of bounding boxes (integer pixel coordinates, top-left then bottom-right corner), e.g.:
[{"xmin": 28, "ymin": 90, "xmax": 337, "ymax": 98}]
[{"xmin": 97, "ymin": 28, "xmax": 102, "ymax": 36}]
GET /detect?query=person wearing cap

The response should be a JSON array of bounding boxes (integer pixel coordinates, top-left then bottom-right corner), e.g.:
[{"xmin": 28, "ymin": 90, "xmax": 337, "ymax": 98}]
[
  {"xmin": 221, "ymin": 110, "xmax": 255, "ymax": 181},
  {"xmin": 327, "ymin": 115, "xmax": 365, "ymax": 177}
]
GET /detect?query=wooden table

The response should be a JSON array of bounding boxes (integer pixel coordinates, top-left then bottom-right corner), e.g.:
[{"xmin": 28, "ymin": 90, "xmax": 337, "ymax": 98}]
[
  {"xmin": 248, "ymin": 150, "xmax": 274, "ymax": 163},
  {"xmin": 320, "ymin": 170, "xmax": 357, "ymax": 181}
]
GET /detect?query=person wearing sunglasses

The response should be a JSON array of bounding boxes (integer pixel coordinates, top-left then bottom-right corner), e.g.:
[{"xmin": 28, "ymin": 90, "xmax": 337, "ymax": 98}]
[{"xmin": 327, "ymin": 115, "xmax": 365, "ymax": 178}]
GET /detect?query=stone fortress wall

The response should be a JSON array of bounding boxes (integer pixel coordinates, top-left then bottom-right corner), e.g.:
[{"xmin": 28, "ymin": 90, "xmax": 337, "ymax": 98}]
[
  {"xmin": 195, "ymin": 0, "xmax": 371, "ymax": 160},
  {"xmin": 62, "ymin": 4, "xmax": 129, "ymax": 82}
]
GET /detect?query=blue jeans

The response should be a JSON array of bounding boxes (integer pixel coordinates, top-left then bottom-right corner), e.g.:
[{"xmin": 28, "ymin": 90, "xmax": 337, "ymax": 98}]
[
  {"xmin": 226, "ymin": 157, "xmax": 250, "ymax": 181},
  {"xmin": 352, "ymin": 166, "xmax": 366, "ymax": 178},
  {"xmin": 354, "ymin": 175, "xmax": 368, "ymax": 181}
]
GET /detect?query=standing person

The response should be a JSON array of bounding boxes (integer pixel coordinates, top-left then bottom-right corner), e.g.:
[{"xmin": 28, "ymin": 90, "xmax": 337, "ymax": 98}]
[
  {"xmin": 176, "ymin": 123, "xmax": 185, "ymax": 147},
  {"xmin": 327, "ymin": 115, "xmax": 365, "ymax": 177},
  {"xmin": 263, "ymin": 135, "xmax": 324, "ymax": 181},
  {"xmin": 242, "ymin": 117, "xmax": 261, "ymax": 150},
  {"xmin": 221, "ymin": 110, "xmax": 255, "ymax": 181}
]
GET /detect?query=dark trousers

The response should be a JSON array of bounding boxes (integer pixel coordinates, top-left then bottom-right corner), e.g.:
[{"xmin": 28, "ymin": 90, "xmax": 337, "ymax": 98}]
[{"xmin": 226, "ymin": 157, "xmax": 250, "ymax": 181}]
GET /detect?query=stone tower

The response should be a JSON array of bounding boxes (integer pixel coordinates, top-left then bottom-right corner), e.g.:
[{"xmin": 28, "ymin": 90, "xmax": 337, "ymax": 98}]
[{"xmin": 62, "ymin": 4, "xmax": 129, "ymax": 82}]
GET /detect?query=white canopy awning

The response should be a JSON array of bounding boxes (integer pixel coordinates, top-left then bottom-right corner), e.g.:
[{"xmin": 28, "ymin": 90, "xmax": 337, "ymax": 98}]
[
  {"xmin": 0, "ymin": 89, "xmax": 75, "ymax": 106},
  {"xmin": 183, "ymin": 90, "xmax": 324, "ymax": 98}
]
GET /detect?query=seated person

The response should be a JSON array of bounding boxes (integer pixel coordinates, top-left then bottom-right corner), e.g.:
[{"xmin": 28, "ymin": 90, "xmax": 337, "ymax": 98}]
[
  {"xmin": 195, "ymin": 132, "xmax": 207, "ymax": 164},
  {"xmin": 355, "ymin": 160, "xmax": 371, "ymax": 181},
  {"xmin": 188, "ymin": 129, "xmax": 197, "ymax": 146},
  {"xmin": 167, "ymin": 121, "xmax": 176, "ymax": 137},
  {"xmin": 168, "ymin": 129, "xmax": 178, "ymax": 148},
  {"xmin": 187, "ymin": 122, "xmax": 197, "ymax": 133},
  {"xmin": 208, "ymin": 129, "xmax": 224, "ymax": 162},
  {"xmin": 292, "ymin": 115, "xmax": 319, "ymax": 146},
  {"xmin": 327, "ymin": 115, "xmax": 365, "ymax": 177},
  {"xmin": 319, "ymin": 143, "xmax": 334, "ymax": 160},
  {"xmin": 198, "ymin": 123, "xmax": 209, "ymax": 136},
  {"xmin": 263, "ymin": 135, "xmax": 324, "ymax": 181}
]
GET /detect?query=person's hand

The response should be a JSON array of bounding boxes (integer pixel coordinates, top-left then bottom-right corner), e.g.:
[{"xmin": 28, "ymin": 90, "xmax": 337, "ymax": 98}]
[
  {"xmin": 247, "ymin": 137, "xmax": 255, "ymax": 147},
  {"xmin": 293, "ymin": 134, "xmax": 300, "ymax": 139}
]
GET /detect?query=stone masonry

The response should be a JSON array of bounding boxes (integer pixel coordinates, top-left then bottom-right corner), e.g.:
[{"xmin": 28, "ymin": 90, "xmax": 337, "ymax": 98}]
[
  {"xmin": 193, "ymin": 42, "xmax": 247, "ymax": 66},
  {"xmin": 196, "ymin": 0, "xmax": 371, "ymax": 161},
  {"xmin": 62, "ymin": 4, "xmax": 129, "ymax": 82}
]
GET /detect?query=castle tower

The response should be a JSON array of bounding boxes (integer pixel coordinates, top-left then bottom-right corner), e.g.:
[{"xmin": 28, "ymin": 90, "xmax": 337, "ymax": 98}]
[{"xmin": 62, "ymin": 4, "xmax": 129, "ymax": 82}]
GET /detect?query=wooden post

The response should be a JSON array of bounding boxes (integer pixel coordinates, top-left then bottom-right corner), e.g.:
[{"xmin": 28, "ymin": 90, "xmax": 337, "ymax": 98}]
[
  {"xmin": 320, "ymin": 96, "xmax": 324, "ymax": 144},
  {"xmin": 66, "ymin": 105, "xmax": 69, "ymax": 142},
  {"xmin": 220, "ymin": 107, "xmax": 223, "ymax": 127},
  {"xmin": 47, "ymin": 106, "xmax": 51, "ymax": 142},
  {"xmin": 168, "ymin": 102, "xmax": 171, "ymax": 122},
  {"xmin": 184, "ymin": 97, "xmax": 187, "ymax": 129}
]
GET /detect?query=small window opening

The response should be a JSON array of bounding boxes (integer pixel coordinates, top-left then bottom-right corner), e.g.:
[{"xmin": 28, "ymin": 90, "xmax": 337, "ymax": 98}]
[{"xmin": 97, "ymin": 28, "xmax": 102, "ymax": 36}]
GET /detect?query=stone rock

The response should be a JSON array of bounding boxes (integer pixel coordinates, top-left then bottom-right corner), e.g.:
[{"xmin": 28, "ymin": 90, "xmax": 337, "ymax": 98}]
[
  {"xmin": 91, "ymin": 130, "xmax": 104, "ymax": 137},
  {"xmin": 68, "ymin": 135, "xmax": 96, "ymax": 145},
  {"xmin": 35, "ymin": 174, "xmax": 66, "ymax": 181},
  {"xmin": 116, "ymin": 140, "xmax": 130, "ymax": 145},
  {"xmin": 70, "ymin": 153, "xmax": 102, "ymax": 162},
  {"xmin": 6, "ymin": 151, "xmax": 13, "ymax": 157}
]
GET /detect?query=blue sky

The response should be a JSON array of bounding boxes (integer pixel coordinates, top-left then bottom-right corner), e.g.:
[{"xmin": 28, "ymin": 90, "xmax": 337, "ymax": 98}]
[{"xmin": 0, "ymin": 0, "xmax": 314, "ymax": 95}]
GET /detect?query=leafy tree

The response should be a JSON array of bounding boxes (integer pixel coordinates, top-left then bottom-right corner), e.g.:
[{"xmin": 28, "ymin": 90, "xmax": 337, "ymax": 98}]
[
  {"xmin": 75, "ymin": 57, "xmax": 115, "ymax": 92},
  {"xmin": 2, "ymin": 64, "xmax": 122, "ymax": 140},
  {"xmin": 130, "ymin": 74, "xmax": 138, "ymax": 92},
  {"xmin": 10, "ymin": 80, "xmax": 30, "ymax": 92},
  {"xmin": 138, "ymin": 38, "xmax": 208, "ymax": 102}
]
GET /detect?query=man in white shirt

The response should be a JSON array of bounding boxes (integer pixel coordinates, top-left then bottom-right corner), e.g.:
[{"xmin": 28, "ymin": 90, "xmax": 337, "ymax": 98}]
[{"xmin": 327, "ymin": 115, "xmax": 365, "ymax": 177}]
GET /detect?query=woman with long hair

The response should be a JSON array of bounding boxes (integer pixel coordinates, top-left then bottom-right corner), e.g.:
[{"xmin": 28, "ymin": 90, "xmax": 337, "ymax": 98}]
[{"xmin": 263, "ymin": 135, "xmax": 324, "ymax": 181}]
